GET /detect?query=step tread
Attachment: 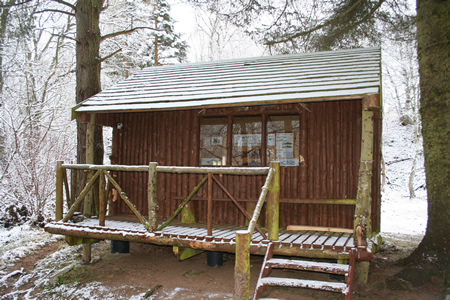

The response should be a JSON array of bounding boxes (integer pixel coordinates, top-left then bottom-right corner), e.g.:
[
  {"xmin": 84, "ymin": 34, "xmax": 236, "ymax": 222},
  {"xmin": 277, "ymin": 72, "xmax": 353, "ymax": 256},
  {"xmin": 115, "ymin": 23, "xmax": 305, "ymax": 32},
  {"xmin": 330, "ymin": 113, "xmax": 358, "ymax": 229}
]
[
  {"xmin": 259, "ymin": 277, "xmax": 348, "ymax": 293},
  {"xmin": 266, "ymin": 258, "xmax": 349, "ymax": 275}
]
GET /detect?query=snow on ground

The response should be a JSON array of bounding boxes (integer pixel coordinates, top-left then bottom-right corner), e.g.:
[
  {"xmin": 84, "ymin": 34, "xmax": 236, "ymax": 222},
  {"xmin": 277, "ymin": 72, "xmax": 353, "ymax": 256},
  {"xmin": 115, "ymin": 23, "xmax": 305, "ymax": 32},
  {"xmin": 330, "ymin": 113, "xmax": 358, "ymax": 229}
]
[
  {"xmin": 0, "ymin": 225, "xmax": 62, "ymax": 270},
  {"xmin": 381, "ymin": 92, "xmax": 427, "ymax": 236}
]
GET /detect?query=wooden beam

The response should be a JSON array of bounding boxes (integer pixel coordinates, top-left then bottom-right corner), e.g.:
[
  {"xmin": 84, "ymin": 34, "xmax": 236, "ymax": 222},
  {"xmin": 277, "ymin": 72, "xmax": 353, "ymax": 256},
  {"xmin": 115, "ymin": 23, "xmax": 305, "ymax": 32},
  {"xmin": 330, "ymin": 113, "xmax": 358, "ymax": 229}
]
[
  {"xmin": 248, "ymin": 168, "xmax": 274, "ymax": 235},
  {"xmin": 99, "ymin": 170, "xmax": 106, "ymax": 226},
  {"xmin": 354, "ymin": 94, "xmax": 377, "ymax": 285},
  {"xmin": 61, "ymin": 164, "xmax": 270, "ymax": 175},
  {"xmin": 234, "ymin": 230, "xmax": 251, "ymax": 300},
  {"xmin": 287, "ymin": 225, "xmax": 353, "ymax": 234},
  {"xmin": 62, "ymin": 170, "xmax": 101, "ymax": 222},
  {"xmin": 147, "ymin": 162, "xmax": 158, "ymax": 231},
  {"xmin": 267, "ymin": 162, "xmax": 280, "ymax": 241},
  {"xmin": 212, "ymin": 175, "xmax": 267, "ymax": 239},
  {"xmin": 173, "ymin": 196, "xmax": 356, "ymax": 205},
  {"xmin": 103, "ymin": 171, "xmax": 149, "ymax": 229},
  {"xmin": 363, "ymin": 93, "xmax": 381, "ymax": 110},
  {"xmin": 55, "ymin": 161, "xmax": 64, "ymax": 221},
  {"xmin": 207, "ymin": 173, "xmax": 213, "ymax": 236},
  {"xmin": 84, "ymin": 113, "xmax": 95, "ymax": 218},
  {"xmin": 158, "ymin": 176, "xmax": 207, "ymax": 231},
  {"xmin": 354, "ymin": 161, "xmax": 373, "ymax": 244}
]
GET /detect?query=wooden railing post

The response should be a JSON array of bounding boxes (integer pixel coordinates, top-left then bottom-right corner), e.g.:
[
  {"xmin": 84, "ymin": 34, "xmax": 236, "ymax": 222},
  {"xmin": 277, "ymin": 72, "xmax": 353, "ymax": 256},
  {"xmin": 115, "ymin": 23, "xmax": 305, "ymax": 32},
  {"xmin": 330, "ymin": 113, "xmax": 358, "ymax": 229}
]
[
  {"xmin": 234, "ymin": 230, "xmax": 251, "ymax": 300},
  {"xmin": 354, "ymin": 161, "xmax": 373, "ymax": 246},
  {"xmin": 148, "ymin": 162, "xmax": 158, "ymax": 231},
  {"xmin": 70, "ymin": 168, "xmax": 76, "ymax": 207},
  {"xmin": 207, "ymin": 172, "xmax": 213, "ymax": 236},
  {"xmin": 55, "ymin": 161, "xmax": 64, "ymax": 221},
  {"xmin": 354, "ymin": 95, "xmax": 378, "ymax": 284},
  {"xmin": 84, "ymin": 113, "xmax": 95, "ymax": 218},
  {"xmin": 267, "ymin": 161, "xmax": 280, "ymax": 241},
  {"xmin": 99, "ymin": 170, "xmax": 106, "ymax": 226},
  {"xmin": 83, "ymin": 113, "xmax": 95, "ymax": 264}
]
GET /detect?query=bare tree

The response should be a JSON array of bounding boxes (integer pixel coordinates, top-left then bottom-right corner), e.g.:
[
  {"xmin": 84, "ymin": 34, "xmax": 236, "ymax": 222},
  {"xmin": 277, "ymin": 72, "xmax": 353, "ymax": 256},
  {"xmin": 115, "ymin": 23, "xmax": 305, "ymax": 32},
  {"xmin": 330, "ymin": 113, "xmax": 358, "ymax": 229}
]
[{"xmin": 0, "ymin": 2, "xmax": 76, "ymax": 224}]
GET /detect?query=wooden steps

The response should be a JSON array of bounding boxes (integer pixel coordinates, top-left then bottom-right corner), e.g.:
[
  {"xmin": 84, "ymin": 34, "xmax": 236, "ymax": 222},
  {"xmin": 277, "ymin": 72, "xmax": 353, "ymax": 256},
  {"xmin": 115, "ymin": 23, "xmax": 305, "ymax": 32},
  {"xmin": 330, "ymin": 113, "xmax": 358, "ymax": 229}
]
[{"xmin": 254, "ymin": 242, "xmax": 356, "ymax": 300}]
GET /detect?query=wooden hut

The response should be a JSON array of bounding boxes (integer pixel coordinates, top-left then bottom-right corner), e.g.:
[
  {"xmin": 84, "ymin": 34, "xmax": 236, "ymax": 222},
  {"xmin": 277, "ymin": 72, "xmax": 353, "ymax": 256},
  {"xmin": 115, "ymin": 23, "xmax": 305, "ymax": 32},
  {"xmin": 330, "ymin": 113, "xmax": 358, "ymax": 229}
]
[{"xmin": 46, "ymin": 47, "xmax": 382, "ymax": 298}]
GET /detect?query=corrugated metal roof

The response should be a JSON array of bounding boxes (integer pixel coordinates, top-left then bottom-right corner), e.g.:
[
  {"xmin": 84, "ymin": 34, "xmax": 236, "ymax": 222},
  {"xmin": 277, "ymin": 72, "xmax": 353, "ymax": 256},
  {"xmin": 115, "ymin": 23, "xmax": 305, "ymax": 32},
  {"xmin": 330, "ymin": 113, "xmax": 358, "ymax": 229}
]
[{"xmin": 76, "ymin": 47, "xmax": 381, "ymax": 113}]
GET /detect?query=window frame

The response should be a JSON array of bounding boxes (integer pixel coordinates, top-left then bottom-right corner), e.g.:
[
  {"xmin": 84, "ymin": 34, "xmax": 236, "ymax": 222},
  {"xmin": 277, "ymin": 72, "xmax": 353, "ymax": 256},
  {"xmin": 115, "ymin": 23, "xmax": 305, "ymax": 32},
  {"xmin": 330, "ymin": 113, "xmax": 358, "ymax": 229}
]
[{"xmin": 199, "ymin": 112, "xmax": 299, "ymax": 167}]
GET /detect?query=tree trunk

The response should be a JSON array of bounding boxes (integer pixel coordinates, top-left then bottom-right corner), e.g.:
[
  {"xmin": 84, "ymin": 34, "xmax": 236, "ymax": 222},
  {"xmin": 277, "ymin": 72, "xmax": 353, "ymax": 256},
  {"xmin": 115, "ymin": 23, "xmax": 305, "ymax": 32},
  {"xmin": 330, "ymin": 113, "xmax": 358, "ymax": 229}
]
[
  {"xmin": 75, "ymin": 0, "xmax": 104, "ymax": 168},
  {"xmin": 405, "ymin": 0, "xmax": 449, "ymax": 273}
]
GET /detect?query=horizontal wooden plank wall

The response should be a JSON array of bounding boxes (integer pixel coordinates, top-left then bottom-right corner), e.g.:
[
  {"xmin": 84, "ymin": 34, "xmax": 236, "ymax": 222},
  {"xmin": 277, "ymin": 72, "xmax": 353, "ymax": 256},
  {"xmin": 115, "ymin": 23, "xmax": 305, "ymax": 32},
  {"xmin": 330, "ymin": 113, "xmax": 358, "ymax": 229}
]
[{"xmin": 96, "ymin": 99, "xmax": 380, "ymax": 230}]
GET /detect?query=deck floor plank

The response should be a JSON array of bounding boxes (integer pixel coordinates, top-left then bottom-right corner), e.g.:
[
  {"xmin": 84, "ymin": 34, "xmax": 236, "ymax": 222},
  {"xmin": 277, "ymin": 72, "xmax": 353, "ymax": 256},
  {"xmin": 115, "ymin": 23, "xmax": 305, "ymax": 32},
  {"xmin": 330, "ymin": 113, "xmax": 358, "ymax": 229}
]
[
  {"xmin": 45, "ymin": 218, "xmax": 362, "ymax": 259},
  {"xmin": 312, "ymin": 232, "xmax": 334, "ymax": 249},
  {"xmin": 322, "ymin": 232, "xmax": 343, "ymax": 250}
]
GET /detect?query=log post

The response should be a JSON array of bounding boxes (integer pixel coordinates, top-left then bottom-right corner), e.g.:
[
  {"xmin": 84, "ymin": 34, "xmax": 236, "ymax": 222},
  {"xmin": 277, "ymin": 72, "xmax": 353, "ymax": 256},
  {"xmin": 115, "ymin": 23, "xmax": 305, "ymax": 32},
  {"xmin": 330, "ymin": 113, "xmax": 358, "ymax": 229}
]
[
  {"xmin": 99, "ymin": 170, "xmax": 106, "ymax": 226},
  {"xmin": 84, "ymin": 113, "xmax": 95, "ymax": 218},
  {"xmin": 354, "ymin": 161, "xmax": 373, "ymax": 245},
  {"xmin": 148, "ymin": 162, "xmax": 158, "ymax": 231},
  {"xmin": 207, "ymin": 172, "xmax": 213, "ymax": 236},
  {"xmin": 82, "ymin": 243, "xmax": 91, "ymax": 265},
  {"xmin": 55, "ymin": 161, "xmax": 64, "ymax": 221},
  {"xmin": 234, "ymin": 230, "xmax": 251, "ymax": 300},
  {"xmin": 83, "ymin": 113, "xmax": 96, "ymax": 263},
  {"xmin": 354, "ymin": 94, "xmax": 378, "ymax": 284},
  {"xmin": 70, "ymin": 168, "xmax": 76, "ymax": 207},
  {"xmin": 267, "ymin": 161, "xmax": 280, "ymax": 241}
]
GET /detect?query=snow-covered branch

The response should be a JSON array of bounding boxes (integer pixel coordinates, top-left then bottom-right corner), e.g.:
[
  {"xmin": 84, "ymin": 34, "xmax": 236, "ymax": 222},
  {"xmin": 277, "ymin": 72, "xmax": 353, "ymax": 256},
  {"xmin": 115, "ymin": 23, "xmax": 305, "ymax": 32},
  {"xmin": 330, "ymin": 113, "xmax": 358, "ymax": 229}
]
[{"xmin": 101, "ymin": 26, "xmax": 158, "ymax": 42}]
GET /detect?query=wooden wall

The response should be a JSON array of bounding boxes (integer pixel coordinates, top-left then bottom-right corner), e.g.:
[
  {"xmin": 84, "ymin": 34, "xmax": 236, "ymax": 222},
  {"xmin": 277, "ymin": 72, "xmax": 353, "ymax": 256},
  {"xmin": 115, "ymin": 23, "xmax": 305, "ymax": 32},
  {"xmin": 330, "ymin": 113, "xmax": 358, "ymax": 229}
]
[{"xmin": 96, "ymin": 99, "xmax": 381, "ymax": 231}]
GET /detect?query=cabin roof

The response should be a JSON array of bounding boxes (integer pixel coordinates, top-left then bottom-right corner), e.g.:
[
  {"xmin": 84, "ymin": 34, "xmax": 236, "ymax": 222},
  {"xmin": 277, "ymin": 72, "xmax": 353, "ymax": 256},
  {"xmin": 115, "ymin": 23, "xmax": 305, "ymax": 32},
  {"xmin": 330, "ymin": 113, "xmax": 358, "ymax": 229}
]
[{"xmin": 75, "ymin": 47, "xmax": 381, "ymax": 113}]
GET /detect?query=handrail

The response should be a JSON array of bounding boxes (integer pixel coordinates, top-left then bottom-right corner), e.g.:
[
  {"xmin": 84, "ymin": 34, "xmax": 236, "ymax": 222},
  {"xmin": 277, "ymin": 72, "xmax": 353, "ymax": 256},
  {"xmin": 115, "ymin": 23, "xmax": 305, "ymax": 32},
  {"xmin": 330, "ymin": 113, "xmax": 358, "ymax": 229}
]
[
  {"xmin": 56, "ymin": 162, "xmax": 275, "ymax": 235},
  {"xmin": 61, "ymin": 163, "xmax": 270, "ymax": 175},
  {"xmin": 247, "ymin": 167, "xmax": 274, "ymax": 235}
]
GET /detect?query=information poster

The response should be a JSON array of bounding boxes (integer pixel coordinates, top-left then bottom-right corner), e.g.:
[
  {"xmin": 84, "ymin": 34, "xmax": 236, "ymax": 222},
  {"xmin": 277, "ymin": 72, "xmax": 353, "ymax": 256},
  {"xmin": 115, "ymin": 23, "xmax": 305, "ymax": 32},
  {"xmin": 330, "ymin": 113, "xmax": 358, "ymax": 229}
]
[
  {"xmin": 274, "ymin": 133, "xmax": 299, "ymax": 166},
  {"xmin": 233, "ymin": 134, "xmax": 261, "ymax": 147}
]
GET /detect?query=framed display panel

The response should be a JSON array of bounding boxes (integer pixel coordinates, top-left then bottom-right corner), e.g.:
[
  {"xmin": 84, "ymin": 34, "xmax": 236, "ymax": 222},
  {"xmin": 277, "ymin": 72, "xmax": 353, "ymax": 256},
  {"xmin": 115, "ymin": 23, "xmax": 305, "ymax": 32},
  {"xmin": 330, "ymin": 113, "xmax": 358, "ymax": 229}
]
[
  {"xmin": 200, "ymin": 114, "xmax": 300, "ymax": 167},
  {"xmin": 200, "ymin": 117, "xmax": 228, "ymax": 166},
  {"xmin": 232, "ymin": 116, "xmax": 262, "ymax": 167},
  {"xmin": 267, "ymin": 115, "xmax": 300, "ymax": 166}
]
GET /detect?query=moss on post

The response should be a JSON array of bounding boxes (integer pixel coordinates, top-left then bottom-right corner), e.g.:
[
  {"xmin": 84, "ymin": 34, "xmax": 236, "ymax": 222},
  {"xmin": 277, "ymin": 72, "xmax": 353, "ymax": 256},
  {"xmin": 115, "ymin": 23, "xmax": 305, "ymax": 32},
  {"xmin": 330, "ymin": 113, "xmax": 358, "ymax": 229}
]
[
  {"xmin": 99, "ymin": 170, "xmax": 106, "ymax": 226},
  {"xmin": 234, "ymin": 230, "xmax": 251, "ymax": 300},
  {"xmin": 84, "ymin": 113, "xmax": 95, "ymax": 218},
  {"xmin": 181, "ymin": 204, "xmax": 196, "ymax": 224},
  {"xmin": 173, "ymin": 247, "xmax": 203, "ymax": 261},
  {"xmin": 83, "ymin": 113, "xmax": 96, "ymax": 264},
  {"xmin": 148, "ymin": 162, "xmax": 158, "ymax": 231},
  {"xmin": 354, "ymin": 95, "xmax": 378, "ymax": 284},
  {"xmin": 267, "ymin": 161, "xmax": 280, "ymax": 241}
]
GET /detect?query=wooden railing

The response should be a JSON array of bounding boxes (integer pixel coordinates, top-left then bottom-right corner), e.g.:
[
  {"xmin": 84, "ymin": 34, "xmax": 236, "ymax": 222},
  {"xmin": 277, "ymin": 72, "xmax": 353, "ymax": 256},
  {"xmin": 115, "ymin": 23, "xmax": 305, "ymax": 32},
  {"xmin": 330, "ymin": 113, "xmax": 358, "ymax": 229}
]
[{"xmin": 55, "ymin": 161, "xmax": 278, "ymax": 237}]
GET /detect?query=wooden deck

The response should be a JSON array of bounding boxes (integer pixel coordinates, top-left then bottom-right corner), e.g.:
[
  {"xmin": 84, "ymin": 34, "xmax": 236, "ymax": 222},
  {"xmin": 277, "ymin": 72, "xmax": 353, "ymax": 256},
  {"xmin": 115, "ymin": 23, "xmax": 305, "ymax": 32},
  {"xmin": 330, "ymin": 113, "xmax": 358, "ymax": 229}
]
[{"xmin": 45, "ymin": 217, "xmax": 362, "ymax": 260}]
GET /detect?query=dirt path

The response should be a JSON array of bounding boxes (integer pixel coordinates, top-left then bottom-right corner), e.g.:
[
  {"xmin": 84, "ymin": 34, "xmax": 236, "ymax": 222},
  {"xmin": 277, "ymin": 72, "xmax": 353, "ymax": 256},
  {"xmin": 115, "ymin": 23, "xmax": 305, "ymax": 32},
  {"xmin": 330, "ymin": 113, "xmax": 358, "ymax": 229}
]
[{"xmin": 0, "ymin": 234, "xmax": 446, "ymax": 299}]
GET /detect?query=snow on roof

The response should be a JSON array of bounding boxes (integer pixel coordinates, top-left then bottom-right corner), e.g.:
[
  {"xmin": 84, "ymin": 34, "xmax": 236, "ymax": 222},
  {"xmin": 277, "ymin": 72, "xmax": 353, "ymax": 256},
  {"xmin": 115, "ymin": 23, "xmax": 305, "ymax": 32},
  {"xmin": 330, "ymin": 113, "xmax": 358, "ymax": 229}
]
[{"xmin": 76, "ymin": 47, "xmax": 381, "ymax": 113}]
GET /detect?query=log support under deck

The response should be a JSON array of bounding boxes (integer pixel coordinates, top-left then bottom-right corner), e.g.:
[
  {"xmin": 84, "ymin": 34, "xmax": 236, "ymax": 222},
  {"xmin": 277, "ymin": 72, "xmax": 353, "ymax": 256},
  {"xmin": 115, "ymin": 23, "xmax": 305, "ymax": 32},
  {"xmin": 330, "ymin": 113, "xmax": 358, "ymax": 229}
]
[{"xmin": 234, "ymin": 231, "xmax": 251, "ymax": 300}]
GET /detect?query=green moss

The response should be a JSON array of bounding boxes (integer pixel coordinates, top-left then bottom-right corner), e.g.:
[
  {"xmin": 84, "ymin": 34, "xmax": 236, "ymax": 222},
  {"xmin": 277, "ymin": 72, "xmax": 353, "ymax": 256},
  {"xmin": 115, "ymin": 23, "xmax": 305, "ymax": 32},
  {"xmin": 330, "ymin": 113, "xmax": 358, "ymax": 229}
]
[{"xmin": 49, "ymin": 266, "xmax": 104, "ymax": 289}]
